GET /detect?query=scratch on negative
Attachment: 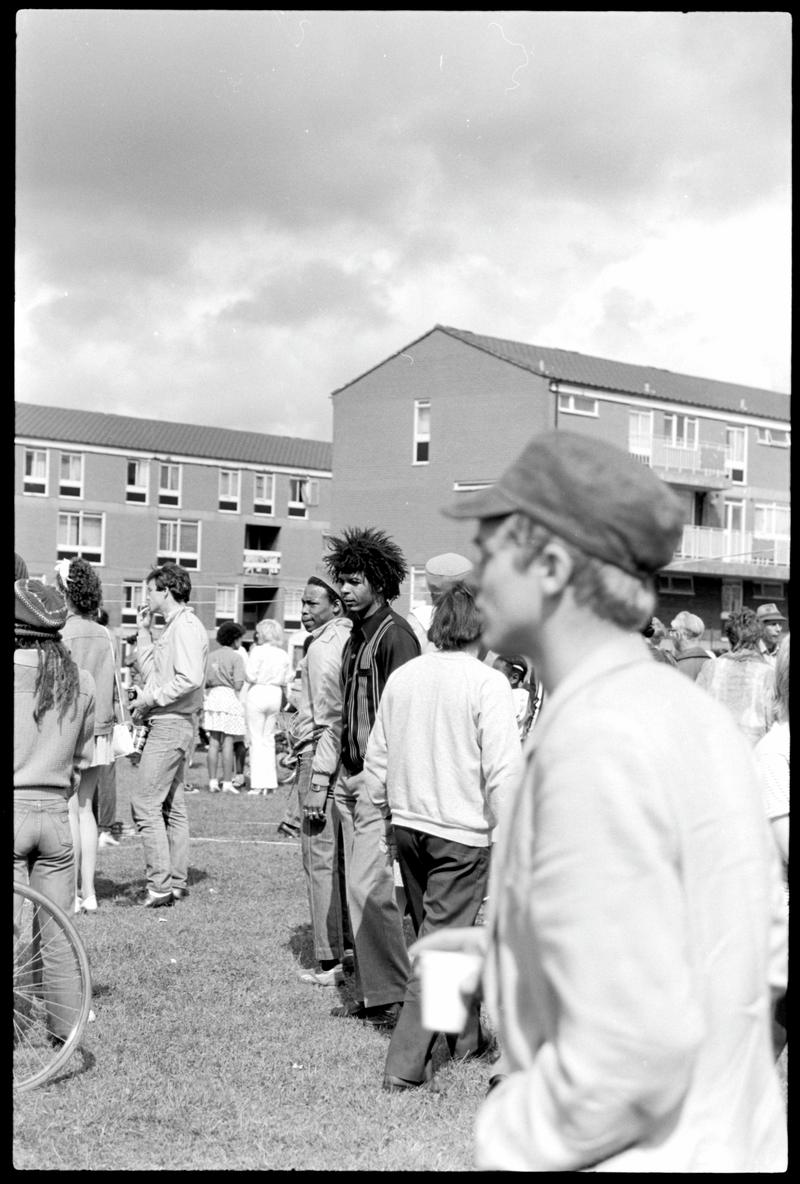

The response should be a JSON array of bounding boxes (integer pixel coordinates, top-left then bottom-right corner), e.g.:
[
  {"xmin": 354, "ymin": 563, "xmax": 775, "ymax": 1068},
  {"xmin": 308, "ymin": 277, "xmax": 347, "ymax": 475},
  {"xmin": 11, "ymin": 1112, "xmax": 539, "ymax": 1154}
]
[
  {"xmin": 400, "ymin": 352, "xmax": 415, "ymax": 365},
  {"xmin": 488, "ymin": 21, "xmax": 530, "ymax": 93}
]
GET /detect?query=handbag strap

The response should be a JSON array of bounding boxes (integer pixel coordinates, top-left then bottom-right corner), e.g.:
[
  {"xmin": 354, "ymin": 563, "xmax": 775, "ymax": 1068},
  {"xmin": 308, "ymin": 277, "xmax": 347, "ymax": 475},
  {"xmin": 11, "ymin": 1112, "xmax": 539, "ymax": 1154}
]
[{"xmin": 106, "ymin": 628, "xmax": 131, "ymax": 725}]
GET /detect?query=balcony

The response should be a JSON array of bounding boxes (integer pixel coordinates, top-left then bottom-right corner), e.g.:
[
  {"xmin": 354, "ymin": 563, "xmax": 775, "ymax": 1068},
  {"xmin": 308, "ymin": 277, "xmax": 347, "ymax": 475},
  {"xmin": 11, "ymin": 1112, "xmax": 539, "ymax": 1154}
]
[
  {"xmin": 243, "ymin": 549, "xmax": 281, "ymax": 576},
  {"xmin": 629, "ymin": 436, "xmax": 729, "ymax": 488},
  {"xmin": 673, "ymin": 527, "xmax": 789, "ymax": 569}
]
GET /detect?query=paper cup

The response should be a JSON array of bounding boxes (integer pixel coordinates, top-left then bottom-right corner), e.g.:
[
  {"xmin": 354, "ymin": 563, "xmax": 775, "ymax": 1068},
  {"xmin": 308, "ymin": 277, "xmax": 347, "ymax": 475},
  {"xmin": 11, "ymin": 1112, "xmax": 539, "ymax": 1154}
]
[{"xmin": 417, "ymin": 949, "xmax": 483, "ymax": 1033}]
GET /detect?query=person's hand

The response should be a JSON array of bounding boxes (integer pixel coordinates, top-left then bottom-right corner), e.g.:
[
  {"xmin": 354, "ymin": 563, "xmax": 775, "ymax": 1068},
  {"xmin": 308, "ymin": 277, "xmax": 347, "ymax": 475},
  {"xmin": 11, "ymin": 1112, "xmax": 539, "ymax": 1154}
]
[
  {"xmin": 383, "ymin": 821, "xmax": 397, "ymax": 861},
  {"xmin": 136, "ymin": 603, "xmax": 152, "ymax": 629},
  {"xmin": 303, "ymin": 785, "xmax": 328, "ymax": 822},
  {"xmin": 408, "ymin": 926, "xmax": 489, "ymax": 963}
]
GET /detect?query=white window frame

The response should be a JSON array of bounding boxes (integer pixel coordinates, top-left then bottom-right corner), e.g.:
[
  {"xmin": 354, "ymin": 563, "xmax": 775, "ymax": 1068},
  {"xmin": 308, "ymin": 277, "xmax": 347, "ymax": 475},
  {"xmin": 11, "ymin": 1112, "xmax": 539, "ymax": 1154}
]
[
  {"xmin": 57, "ymin": 511, "xmax": 104, "ymax": 565},
  {"xmin": 628, "ymin": 409, "xmax": 653, "ymax": 460},
  {"xmin": 725, "ymin": 426, "xmax": 747, "ymax": 485},
  {"xmin": 558, "ymin": 393, "xmax": 598, "ymax": 417},
  {"xmin": 157, "ymin": 518, "xmax": 200, "ymax": 569},
  {"xmin": 23, "ymin": 448, "xmax": 48, "ymax": 495},
  {"xmin": 756, "ymin": 427, "xmax": 790, "ymax": 448},
  {"xmin": 663, "ymin": 413, "xmax": 698, "ymax": 449},
  {"xmin": 215, "ymin": 585, "xmax": 238, "ymax": 624},
  {"xmin": 253, "ymin": 472, "xmax": 275, "ymax": 515},
  {"xmin": 126, "ymin": 458, "xmax": 150, "ymax": 504},
  {"xmin": 721, "ymin": 580, "xmax": 743, "ymax": 616},
  {"xmin": 657, "ymin": 573, "xmax": 695, "ymax": 596},
  {"xmin": 218, "ymin": 468, "xmax": 241, "ymax": 513},
  {"xmin": 753, "ymin": 502, "xmax": 791, "ymax": 539},
  {"xmin": 288, "ymin": 477, "xmax": 307, "ymax": 519},
  {"xmin": 158, "ymin": 463, "xmax": 182, "ymax": 507},
  {"xmin": 283, "ymin": 586, "xmax": 304, "ymax": 627},
  {"xmin": 413, "ymin": 400, "xmax": 431, "ymax": 464},
  {"xmin": 121, "ymin": 580, "xmax": 146, "ymax": 625},
  {"xmin": 59, "ymin": 452, "xmax": 84, "ymax": 499}
]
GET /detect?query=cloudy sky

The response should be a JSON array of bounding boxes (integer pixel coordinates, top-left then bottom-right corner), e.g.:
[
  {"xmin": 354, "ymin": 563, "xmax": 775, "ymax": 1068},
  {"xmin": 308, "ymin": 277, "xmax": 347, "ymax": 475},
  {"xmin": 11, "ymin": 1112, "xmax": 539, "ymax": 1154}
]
[{"xmin": 16, "ymin": 10, "xmax": 791, "ymax": 442}]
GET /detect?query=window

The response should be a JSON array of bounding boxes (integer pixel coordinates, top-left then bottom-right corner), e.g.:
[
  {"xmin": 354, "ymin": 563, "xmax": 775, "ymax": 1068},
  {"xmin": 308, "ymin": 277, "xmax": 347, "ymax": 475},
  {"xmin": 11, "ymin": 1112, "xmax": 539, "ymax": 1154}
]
[
  {"xmin": 283, "ymin": 586, "xmax": 304, "ymax": 628},
  {"xmin": 663, "ymin": 414, "xmax": 698, "ymax": 449},
  {"xmin": 753, "ymin": 581, "xmax": 785, "ymax": 601},
  {"xmin": 757, "ymin": 427, "xmax": 790, "ymax": 448},
  {"xmin": 59, "ymin": 452, "xmax": 84, "ymax": 498},
  {"xmin": 23, "ymin": 448, "xmax": 48, "ymax": 495},
  {"xmin": 721, "ymin": 581, "xmax": 743, "ymax": 616},
  {"xmin": 215, "ymin": 586, "xmax": 238, "ymax": 625},
  {"xmin": 57, "ymin": 511, "xmax": 104, "ymax": 564},
  {"xmin": 413, "ymin": 400, "xmax": 431, "ymax": 463},
  {"xmin": 628, "ymin": 410, "xmax": 653, "ymax": 460},
  {"xmin": 753, "ymin": 503, "xmax": 790, "ymax": 538},
  {"xmin": 121, "ymin": 580, "xmax": 146, "ymax": 625},
  {"xmin": 157, "ymin": 519, "xmax": 199, "ymax": 569},
  {"xmin": 158, "ymin": 463, "xmax": 181, "ymax": 507},
  {"xmin": 558, "ymin": 393, "xmax": 598, "ymax": 417},
  {"xmin": 126, "ymin": 459, "xmax": 149, "ymax": 504},
  {"xmin": 254, "ymin": 473, "xmax": 275, "ymax": 515},
  {"xmin": 657, "ymin": 573, "xmax": 695, "ymax": 596},
  {"xmin": 409, "ymin": 566, "xmax": 431, "ymax": 615},
  {"xmin": 218, "ymin": 469, "xmax": 240, "ymax": 513},
  {"xmin": 288, "ymin": 477, "xmax": 307, "ymax": 519},
  {"xmin": 725, "ymin": 427, "xmax": 746, "ymax": 484}
]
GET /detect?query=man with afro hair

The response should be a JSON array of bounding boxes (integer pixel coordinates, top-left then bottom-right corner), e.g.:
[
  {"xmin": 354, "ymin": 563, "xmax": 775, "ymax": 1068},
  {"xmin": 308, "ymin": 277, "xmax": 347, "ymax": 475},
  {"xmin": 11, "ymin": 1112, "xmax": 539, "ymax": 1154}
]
[{"xmin": 323, "ymin": 526, "xmax": 420, "ymax": 1029}]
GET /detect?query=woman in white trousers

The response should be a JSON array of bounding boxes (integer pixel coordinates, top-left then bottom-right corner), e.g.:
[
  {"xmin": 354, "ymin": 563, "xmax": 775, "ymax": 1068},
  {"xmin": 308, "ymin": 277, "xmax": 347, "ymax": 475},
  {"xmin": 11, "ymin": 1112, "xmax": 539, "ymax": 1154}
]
[{"xmin": 244, "ymin": 619, "xmax": 292, "ymax": 795}]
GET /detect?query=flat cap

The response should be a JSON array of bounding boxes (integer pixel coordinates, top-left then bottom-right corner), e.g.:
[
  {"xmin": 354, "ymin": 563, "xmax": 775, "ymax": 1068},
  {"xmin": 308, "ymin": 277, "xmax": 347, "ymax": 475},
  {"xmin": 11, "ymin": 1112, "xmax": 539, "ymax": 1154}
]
[
  {"xmin": 443, "ymin": 430, "xmax": 685, "ymax": 577},
  {"xmin": 755, "ymin": 603, "xmax": 786, "ymax": 622}
]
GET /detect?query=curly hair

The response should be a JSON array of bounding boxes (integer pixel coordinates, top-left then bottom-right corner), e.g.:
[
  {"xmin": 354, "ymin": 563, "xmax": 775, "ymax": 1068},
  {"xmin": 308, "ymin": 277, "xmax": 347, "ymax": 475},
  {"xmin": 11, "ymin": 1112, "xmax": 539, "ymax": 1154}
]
[
  {"xmin": 145, "ymin": 562, "xmax": 192, "ymax": 603},
  {"xmin": 59, "ymin": 557, "xmax": 103, "ymax": 616},
  {"xmin": 725, "ymin": 607, "xmax": 761, "ymax": 652},
  {"xmin": 216, "ymin": 621, "xmax": 245, "ymax": 647},
  {"xmin": 324, "ymin": 526, "xmax": 408, "ymax": 603}
]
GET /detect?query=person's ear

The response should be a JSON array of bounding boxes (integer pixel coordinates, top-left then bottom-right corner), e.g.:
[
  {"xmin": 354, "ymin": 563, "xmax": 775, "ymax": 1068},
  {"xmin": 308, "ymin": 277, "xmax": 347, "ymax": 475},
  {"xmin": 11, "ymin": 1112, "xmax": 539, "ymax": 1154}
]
[{"xmin": 537, "ymin": 539, "xmax": 573, "ymax": 596}]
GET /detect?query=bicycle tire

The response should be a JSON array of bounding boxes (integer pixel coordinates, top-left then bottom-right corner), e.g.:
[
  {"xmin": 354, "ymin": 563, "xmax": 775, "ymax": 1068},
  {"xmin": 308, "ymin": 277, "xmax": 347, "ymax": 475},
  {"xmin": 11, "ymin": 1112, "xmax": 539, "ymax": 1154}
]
[{"xmin": 13, "ymin": 881, "xmax": 93, "ymax": 1092}]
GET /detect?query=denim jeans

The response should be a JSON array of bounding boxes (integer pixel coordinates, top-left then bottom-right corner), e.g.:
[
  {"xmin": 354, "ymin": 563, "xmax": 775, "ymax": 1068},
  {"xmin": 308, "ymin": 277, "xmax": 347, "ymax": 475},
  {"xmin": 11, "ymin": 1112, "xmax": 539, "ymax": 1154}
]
[
  {"xmin": 297, "ymin": 752, "xmax": 349, "ymax": 962},
  {"xmin": 14, "ymin": 792, "xmax": 82, "ymax": 1040},
  {"xmin": 130, "ymin": 714, "xmax": 192, "ymax": 895},
  {"xmin": 333, "ymin": 774, "xmax": 410, "ymax": 1008},
  {"xmin": 384, "ymin": 827, "xmax": 489, "ymax": 1084}
]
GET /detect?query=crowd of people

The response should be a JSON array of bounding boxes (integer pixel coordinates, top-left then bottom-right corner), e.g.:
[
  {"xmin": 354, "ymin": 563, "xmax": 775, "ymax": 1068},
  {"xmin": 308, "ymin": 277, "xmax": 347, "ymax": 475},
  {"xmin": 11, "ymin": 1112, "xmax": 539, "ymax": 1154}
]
[{"xmin": 14, "ymin": 426, "xmax": 789, "ymax": 1171}]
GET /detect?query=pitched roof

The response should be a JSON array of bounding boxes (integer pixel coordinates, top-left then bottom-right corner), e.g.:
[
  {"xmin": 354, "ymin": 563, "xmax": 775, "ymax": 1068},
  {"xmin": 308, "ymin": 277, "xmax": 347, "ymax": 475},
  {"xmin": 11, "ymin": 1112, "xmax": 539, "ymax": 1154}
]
[
  {"xmin": 438, "ymin": 326, "xmax": 789, "ymax": 421},
  {"xmin": 14, "ymin": 402, "xmax": 332, "ymax": 473},
  {"xmin": 333, "ymin": 324, "xmax": 789, "ymax": 422}
]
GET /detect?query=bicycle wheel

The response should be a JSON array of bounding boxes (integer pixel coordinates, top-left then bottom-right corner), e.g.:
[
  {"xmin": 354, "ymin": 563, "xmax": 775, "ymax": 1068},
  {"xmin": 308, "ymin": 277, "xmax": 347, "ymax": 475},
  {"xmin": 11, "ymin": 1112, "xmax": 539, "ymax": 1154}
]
[{"xmin": 13, "ymin": 881, "xmax": 93, "ymax": 1092}]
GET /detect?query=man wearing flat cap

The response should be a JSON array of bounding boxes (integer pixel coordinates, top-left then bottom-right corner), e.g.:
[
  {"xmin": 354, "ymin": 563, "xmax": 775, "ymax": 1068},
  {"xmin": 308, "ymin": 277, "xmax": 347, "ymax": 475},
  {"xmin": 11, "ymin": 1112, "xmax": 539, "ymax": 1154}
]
[
  {"xmin": 755, "ymin": 602, "xmax": 787, "ymax": 666},
  {"xmin": 410, "ymin": 430, "xmax": 787, "ymax": 1172}
]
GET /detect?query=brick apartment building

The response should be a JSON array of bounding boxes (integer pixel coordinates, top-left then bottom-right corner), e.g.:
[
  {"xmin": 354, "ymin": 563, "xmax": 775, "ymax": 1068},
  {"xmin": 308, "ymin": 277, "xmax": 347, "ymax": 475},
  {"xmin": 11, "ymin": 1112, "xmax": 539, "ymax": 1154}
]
[
  {"xmin": 331, "ymin": 325, "xmax": 790, "ymax": 648},
  {"xmin": 15, "ymin": 403, "xmax": 332, "ymax": 665}
]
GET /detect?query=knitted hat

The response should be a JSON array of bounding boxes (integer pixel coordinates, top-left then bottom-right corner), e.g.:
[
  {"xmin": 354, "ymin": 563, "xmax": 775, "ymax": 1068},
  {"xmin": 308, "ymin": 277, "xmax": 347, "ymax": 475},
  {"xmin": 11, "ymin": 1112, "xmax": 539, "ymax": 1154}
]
[
  {"xmin": 14, "ymin": 552, "xmax": 29, "ymax": 581},
  {"xmin": 443, "ymin": 430, "xmax": 685, "ymax": 577},
  {"xmin": 15, "ymin": 578, "xmax": 68, "ymax": 640}
]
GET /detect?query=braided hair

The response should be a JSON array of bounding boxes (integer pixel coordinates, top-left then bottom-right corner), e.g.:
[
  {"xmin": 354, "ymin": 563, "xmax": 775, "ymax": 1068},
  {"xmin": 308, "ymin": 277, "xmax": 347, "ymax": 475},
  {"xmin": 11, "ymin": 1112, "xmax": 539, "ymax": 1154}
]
[
  {"xmin": 324, "ymin": 527, "xmax": 408, "ymax": 603},
  {"xmin": 15, "ymin": 632, "xmax": 82, "ymax": 726}
]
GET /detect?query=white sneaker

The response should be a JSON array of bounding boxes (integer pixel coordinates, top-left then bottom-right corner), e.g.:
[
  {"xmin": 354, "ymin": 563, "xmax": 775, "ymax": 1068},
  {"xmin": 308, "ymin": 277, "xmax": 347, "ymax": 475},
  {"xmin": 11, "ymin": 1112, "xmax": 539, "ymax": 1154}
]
[
  {"xmin": 247, "ymin": 788, "xmax": 262, "ymax": 796},
  {"xmin": 208, "ymin": 779, "xmax": 220, "ymax": 793},
  {"xmin": 98, "ymin": 832, "xmax": 120, "ymax": 848},
  {"xmin": 221, "ymin": 782, "xmax": 239, "ymax": 794},
  {"xmin": 298, "ymin": 964, "xmax": 344, "ymax": 987}
]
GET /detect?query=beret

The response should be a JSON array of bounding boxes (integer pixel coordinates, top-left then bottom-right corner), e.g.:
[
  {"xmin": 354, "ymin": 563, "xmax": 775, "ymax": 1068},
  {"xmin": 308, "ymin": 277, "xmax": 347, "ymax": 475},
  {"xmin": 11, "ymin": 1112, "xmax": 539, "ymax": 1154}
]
[
  {"xmin": 308, "ymin": 565, "xmax": 345, "ymax": 606},
  {"xmin": 424, "ymin": 552, "xmax": 473, "ymax": 589},
  {"xmin": 15, "ymin": 578, "xmax": 68, "ymax": 636},
  {"xmin": 443, "ymin": 430, "xmax": 685, "ymax": 577}
]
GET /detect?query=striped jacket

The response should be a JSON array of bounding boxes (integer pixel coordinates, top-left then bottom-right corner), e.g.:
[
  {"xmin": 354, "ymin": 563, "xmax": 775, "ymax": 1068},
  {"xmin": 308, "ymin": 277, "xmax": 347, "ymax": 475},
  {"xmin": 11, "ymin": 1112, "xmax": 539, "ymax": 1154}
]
[{"xmin": 339, "ymin": 604, "xmax": 420, "ymax": 775}]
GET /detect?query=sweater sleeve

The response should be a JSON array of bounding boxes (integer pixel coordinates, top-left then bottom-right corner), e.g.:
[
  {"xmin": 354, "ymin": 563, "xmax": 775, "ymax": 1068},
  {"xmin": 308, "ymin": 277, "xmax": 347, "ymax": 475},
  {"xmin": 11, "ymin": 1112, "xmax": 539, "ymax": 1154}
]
[{"xmin": 478, "ymin": 675, "xmax": 524, "ymax": 833}]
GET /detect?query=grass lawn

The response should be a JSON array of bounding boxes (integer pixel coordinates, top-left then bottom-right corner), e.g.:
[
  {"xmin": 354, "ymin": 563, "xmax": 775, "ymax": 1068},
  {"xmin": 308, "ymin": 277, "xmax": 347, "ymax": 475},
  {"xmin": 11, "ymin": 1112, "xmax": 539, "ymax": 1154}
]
[{"xmin": 13, "ymin": 752, "xmax": 496, "ymax": 1171}]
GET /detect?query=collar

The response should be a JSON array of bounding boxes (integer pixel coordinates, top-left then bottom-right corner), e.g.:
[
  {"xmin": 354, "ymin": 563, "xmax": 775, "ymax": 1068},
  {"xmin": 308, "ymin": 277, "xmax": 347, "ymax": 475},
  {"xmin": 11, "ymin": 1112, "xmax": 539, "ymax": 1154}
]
[
  {"xmin": 522, "ymin": 632, "xmax": 652, "ymax": 758},
  {"xmin": 350, "ymin": 602, "xmax": 392, "ymax": 643},
  {"xmin": 163, "ymin": 602, "xmax": 185, "ymax": 625},
  {"xmin": 311, "ymin": 615, "xmax": 352, "ymax": 641}
]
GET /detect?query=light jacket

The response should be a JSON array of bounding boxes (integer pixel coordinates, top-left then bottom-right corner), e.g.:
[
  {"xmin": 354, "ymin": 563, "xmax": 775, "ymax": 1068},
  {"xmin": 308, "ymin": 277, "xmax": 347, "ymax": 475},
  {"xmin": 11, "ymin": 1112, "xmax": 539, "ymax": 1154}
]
[
  {"xmin": 291, "ymin": 616, "xmax": 352, "ymax": 787},
  {"xmin": 61, "ymin": 614, "xmax": 116, "ymax": 735},
  {"xmin": 136, "ymin": 604, "xmax": 208, "ymax": 716},
  {"xmin": 477, "ymin": 634, "xmax": 787, "ymax": 1172}
]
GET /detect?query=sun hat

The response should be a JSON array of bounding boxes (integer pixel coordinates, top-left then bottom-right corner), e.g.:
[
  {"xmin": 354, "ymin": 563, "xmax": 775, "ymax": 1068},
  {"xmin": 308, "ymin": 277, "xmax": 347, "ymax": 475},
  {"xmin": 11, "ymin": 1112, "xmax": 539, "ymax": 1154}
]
[
  {"xmin": 15, "ymin": 578, "xmax": 68, "ymax": 639},
  {"xmin": 443, "ymin": 430, "xmax": 685, "ymax": 577},
  {"xmin": 755, "ymin": 603, "xmax": 786, "ymax": 623},
  {"xmin": 424, "ymin": 553, "xmax": 473, "ymax": 591}
]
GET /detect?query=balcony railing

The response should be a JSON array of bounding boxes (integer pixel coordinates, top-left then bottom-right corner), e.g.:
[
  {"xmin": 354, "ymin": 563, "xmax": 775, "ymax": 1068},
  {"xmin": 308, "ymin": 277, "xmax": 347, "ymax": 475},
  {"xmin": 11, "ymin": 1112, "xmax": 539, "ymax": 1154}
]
[
  {"xmin": 629, "ymin": 435, "xmax": 728, "ymax": 480},
  {"xmin": 243, "ymin": 549, "xmax": 281, "ymax": 576},
  {"xmin": 673, "ymin": 527, "xmax": 789, "ymax": 567}
]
